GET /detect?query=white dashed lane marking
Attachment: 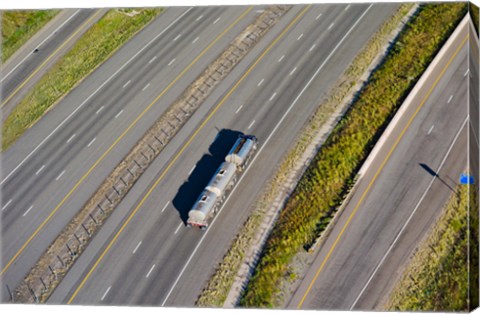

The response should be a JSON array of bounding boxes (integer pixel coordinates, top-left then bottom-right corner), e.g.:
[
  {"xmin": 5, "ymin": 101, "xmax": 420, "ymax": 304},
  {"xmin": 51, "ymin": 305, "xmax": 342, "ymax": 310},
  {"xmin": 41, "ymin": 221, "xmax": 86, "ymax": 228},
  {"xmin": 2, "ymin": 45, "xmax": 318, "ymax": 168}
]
[
  {"xmin": 23, "ymin": 205, "xmax": 34, "ymax": 217},
  {"xmin": 101, "ymin": 286, "xmax": 111, "ymax": 301},
  {"xmin": 132, "ymin": 241, "xmax": 142, "ymax": 254},
  {"xmin": 2, "ymin": 199, "xmax": 12, "ymax": 211},
  {"xmin": 35, "ymin": 165, "xmax": 45, "ymax": 175}
]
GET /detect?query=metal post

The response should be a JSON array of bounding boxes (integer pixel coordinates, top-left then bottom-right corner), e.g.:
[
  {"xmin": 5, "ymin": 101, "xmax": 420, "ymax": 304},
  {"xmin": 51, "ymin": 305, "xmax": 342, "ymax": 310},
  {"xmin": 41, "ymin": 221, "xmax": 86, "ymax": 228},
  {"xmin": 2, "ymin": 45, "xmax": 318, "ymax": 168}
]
[
  {"xmin": 66, "ymin": 243, "xmax": 74, "ymax": 256},
  {"xmin": 57, "ymin": 255, "xmax": 65, "ymax": 267},
  {"xmin": 74, "ymin": 233, "xmax": 82, "ymax": 244},
  {"xmin": 97, "ymin": 203, "xmax": 105, "ymax": 214},
  {"xmin": 89, "ymin": 213, "xmax": 98, "ymax": 225},
  {"xmin": 82, "ymin": 223, "xmax": 90, "ymax": 236},
  {"xmin": 39, "ymin": 277, "xmax": 47, "ymax": 291}
]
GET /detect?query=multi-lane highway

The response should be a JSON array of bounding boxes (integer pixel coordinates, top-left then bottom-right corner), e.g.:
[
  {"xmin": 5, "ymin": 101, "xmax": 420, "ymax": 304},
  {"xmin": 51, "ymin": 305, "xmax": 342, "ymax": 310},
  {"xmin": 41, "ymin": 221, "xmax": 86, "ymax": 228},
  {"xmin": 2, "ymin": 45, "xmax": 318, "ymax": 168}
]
[
  {"xmin": 1, "ymin": 9, "xmax": 105, "ymax": 118},
  {"xmin": 1, "ymin": 6, "xmax": 264, "ymax": 302},
  {"xmin": 34, "ymin": 3, "xmax": 402, "ymax": 305},
  {"xmin": 289, "ymin": 16, "xmax": 470, "ymax": 310}
]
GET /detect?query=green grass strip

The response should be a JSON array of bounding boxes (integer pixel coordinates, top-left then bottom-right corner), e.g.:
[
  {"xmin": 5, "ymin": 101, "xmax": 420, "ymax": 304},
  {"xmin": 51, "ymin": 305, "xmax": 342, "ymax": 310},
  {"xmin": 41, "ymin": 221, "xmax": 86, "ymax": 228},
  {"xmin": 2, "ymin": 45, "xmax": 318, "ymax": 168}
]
[
  {"xmin": 470, "ymin": 3, "xmax": 479, "ymax": 36},
  {"xmin": 386, "ymin": 184, "xmax": 477, "ymax": 311},
  {"xmin": 240, "ymin": 3, "xmax": 467, "ymax": 307},
  {"xmin": 2, "ymin": 8, "xmax": 162, "ymax": 150},
  {"xmin": 1, "ymin": 10, "xmax": 59, "ymax": 62},
  {"xmin": 196, "ymin": 3, "xmax": 414, "ymax": 307}
]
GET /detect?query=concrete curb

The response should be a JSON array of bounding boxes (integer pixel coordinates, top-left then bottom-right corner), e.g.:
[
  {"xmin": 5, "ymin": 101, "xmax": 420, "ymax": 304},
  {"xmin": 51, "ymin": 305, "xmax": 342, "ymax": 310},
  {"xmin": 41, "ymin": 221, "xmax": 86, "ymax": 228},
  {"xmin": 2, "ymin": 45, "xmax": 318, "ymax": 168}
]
[{"xmin": 359, "ymin": 14, "xmax": 470, "ymax": 177}]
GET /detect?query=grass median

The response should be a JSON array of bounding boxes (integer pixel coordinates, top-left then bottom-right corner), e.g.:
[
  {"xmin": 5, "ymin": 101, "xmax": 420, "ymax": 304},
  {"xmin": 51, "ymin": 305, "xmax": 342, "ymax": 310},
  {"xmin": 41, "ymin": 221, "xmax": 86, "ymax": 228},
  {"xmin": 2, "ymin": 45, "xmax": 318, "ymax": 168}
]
[
  {"xmin": 386, "ymin": 184, "xmax": 477, "ymax": 311},
  {"xmin": 196, "ymin": 3, "xmax": 414, "ymax": 307},
  {"xmin": 2, "ymin": 10, "xmax": 59, "ymax": 62},
  {"xmin": 240, "ymin": 3, "xmax": 468, "ymax": 307},
  {"xmin": 2, "ymin": 8, "xmax": 162, "ymax": 150}
]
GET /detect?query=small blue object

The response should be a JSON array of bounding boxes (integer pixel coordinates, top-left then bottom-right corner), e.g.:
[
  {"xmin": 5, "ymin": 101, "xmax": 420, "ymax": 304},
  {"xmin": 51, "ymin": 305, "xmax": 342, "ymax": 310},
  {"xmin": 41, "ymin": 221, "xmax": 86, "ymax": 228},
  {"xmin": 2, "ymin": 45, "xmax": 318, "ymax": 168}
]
[{"xmin": 460, "ymin": 174, "xmax": 474, "ymax": 185}]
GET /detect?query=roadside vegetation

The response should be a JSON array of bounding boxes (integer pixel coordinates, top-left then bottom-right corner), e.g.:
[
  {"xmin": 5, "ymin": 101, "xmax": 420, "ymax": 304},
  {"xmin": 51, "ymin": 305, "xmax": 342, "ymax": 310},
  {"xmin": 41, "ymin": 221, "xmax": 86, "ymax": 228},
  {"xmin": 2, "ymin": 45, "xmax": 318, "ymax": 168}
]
[
  {"xmin": 2, "ymin": 8, "xmax": 162, "ymax": 150},
  {"xmin": 196, "ymin": 3, "xmax": 415, "ymax": 307},
  {"xmin": 386, "ymin": 184, "xmax": 477, "ymax": 311},
  {"xmin": 470, "ymin": 2, "xmax": 479, "ymax": 35},
  {"xmin": 1, "ymin": 10, "xmax": 59, "ymax": 62},
  {"xmin": 240, "ymin": 3, "xmax": 467, "ymax": 307}
]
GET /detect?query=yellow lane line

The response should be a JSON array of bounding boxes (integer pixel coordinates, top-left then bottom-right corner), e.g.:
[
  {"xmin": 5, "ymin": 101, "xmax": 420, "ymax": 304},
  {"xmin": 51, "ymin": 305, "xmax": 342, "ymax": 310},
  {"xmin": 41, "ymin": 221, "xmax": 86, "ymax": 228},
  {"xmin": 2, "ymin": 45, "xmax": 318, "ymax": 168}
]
[
  {"xmin": 297, "ymin": 34, "xmax": 469, "ymax": 309},
  {"xmin": 1, "ymin": 6, "xmax": 254, "ymax": 276},
  {"xmin": 67, "ymin": 5, "xmax": 312, "ymax": 304},
  {"xmin": 1, "ymin": 10, "xmax": 104, "ymax": 108}
]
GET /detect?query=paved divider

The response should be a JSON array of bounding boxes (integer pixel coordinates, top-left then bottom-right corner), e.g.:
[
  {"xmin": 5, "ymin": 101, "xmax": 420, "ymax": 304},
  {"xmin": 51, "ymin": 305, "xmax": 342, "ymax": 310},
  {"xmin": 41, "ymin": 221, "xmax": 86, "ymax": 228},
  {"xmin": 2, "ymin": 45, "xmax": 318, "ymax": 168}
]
[{"xmin": 14, "ymin": 5, "xmax": 291, "ymax": 303}]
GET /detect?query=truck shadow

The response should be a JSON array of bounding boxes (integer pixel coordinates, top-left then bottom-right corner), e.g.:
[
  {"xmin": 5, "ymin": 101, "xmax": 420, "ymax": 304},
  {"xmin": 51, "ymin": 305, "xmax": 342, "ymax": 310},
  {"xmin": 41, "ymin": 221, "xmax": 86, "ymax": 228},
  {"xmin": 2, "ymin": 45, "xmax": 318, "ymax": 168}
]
[{"xmin": 173, "ymin": 129, "xmax": 243, "ymax": 224}]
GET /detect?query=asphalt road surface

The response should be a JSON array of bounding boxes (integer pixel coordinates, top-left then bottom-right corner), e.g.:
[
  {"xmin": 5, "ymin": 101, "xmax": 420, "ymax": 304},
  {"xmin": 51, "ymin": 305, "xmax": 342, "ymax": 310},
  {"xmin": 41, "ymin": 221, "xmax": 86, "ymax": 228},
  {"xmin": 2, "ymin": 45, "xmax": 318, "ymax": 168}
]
[
  {"xmin": 0, "ymin": 6, "xmax": 263, "ymax": 302},
  {"xmin": 1, "ymin": 9, "xmax": 105, "ymax": 118},
  {"xmin": 289, "ymin": 16, "xmax": 470, "ymax": 311},
  {"xmin": 43, "ymin": 3, "xmax": 401, "ymax": 305}
]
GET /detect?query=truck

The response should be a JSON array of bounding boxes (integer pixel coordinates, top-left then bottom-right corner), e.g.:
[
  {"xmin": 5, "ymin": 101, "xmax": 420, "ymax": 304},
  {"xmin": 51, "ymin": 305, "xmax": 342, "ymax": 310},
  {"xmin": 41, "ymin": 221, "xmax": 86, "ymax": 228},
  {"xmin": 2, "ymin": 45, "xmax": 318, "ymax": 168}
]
[{"xmin": 187, "ymin": 134, "xmax": 258, "ymax": 229}]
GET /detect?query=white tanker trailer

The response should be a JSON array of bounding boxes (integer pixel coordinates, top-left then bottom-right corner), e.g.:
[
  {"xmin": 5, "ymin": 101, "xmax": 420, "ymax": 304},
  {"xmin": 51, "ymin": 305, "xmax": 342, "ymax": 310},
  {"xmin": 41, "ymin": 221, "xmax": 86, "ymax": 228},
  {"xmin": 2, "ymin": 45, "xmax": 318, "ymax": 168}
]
[{"xmin": 187, "ymin": 134, "xmax": 258, "ymax": 229}]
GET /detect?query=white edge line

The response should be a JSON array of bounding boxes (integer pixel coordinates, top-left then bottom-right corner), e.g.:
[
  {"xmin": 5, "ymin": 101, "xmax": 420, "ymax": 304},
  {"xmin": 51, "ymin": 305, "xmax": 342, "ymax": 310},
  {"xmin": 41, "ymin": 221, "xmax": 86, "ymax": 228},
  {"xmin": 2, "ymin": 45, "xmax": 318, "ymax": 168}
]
[
  {"xmin": 0, "ymin": 8, "xmax": 193, "ymax": 186},
  {"xmin": 23, "ymin": 205, "xmax": 34, "ymax": 217},
  {"xmin": 101, "ymin": 286, "xmax": 111, "ymax": 301},
  {"xmin": 161, "ymin": 5, "xmax": 374, "ymax": 306},
  {"xmin": 1, "ymin": 9, "xmax": 81, "ymax": 82},
  {"xmin": 350, "ymin": 116, "xmax": 468, "ymax": 310},
  {"xmin": 161, "ymin": 201, "xmax": 170, "ymax": 213},
  {"xmin": 146, "ymin": 264, "xmax": 156, "ymax": 278}
]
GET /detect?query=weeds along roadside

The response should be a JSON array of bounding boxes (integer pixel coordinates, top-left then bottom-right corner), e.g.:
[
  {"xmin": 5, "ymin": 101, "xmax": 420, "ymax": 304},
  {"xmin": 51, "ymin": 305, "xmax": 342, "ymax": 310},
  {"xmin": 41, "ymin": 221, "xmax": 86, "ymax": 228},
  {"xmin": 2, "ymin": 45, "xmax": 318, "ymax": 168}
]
[
  {"xmin": 239, "ymin": 3, "xmax": 468, "ymax": 307},
  {"xmin": 386, "ymin": 184, "xmax": 477, "ymax": 311},
  {"xmin": 195, "ymin": 3, "xmax": 417, "ymax": 307},
  {"xmin": 2, "ymin": 10, "xmax": 59, "ymax": 62},
  {"xmin": 2, "ymin": 8, "xmax": 163, "ymax": 150}
]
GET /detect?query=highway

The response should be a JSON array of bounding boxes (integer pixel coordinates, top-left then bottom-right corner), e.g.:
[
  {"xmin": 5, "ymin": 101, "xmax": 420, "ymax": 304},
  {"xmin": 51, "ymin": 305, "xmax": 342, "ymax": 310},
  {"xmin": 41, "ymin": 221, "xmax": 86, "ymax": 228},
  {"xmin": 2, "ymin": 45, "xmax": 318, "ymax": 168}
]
[
  {"xmin": 289, "ymin": 16, "xmax": 470, "ymax": 310},
  {"xmin": 43, "ymin": 3, "xmax": 401, "ymax": 305},
  {"xmin": 1, "ymin": 9, "xmax": 105, "ymax": 118},
  {"xmin": 0, "ymin": 6, "xmax": 264, "ymax": 302}
]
